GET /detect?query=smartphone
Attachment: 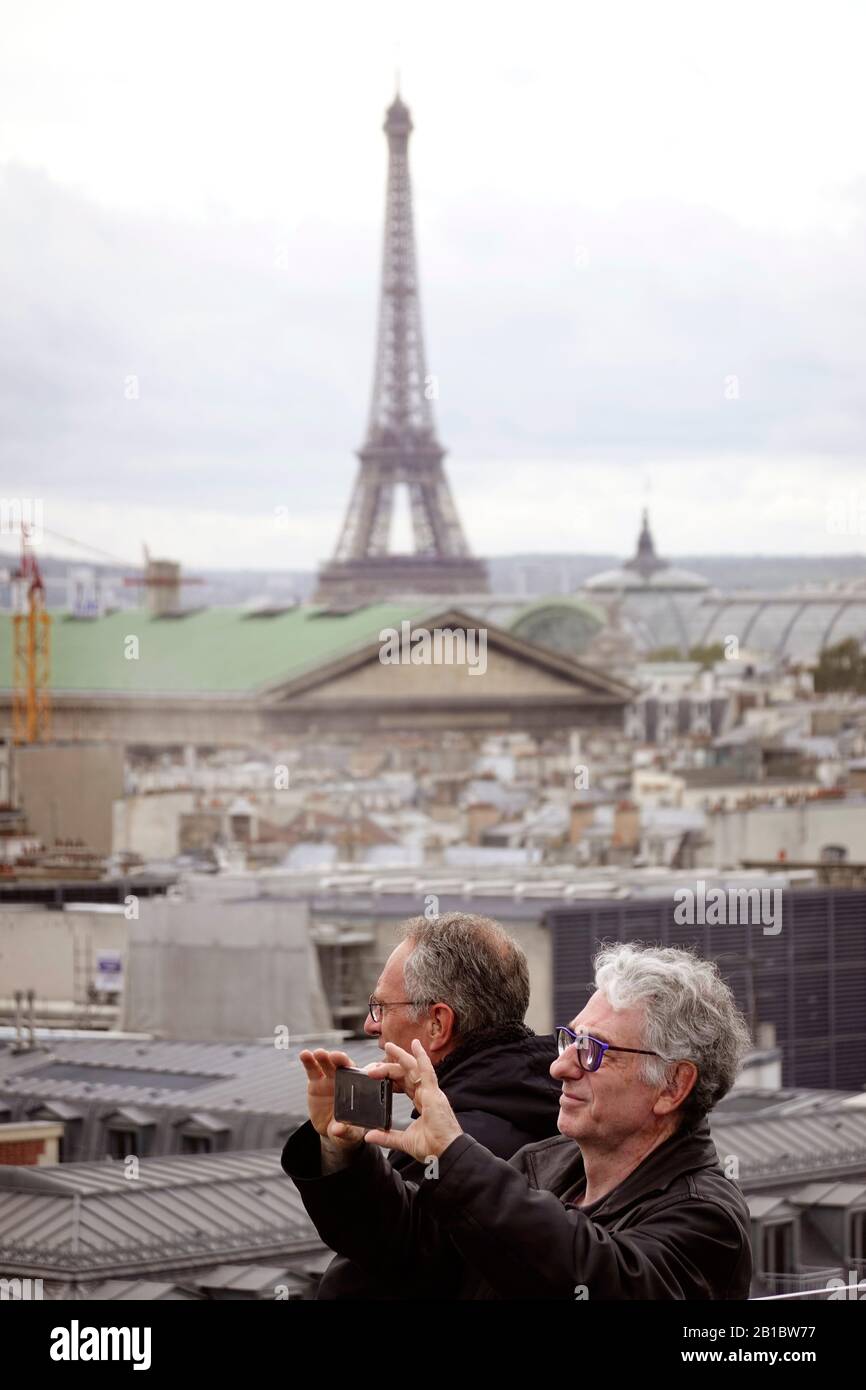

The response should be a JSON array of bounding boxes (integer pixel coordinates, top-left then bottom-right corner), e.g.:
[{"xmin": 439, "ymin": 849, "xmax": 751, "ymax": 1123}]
[{"xmin": 333, "ymin": 1066, "xmax": 393, "ymax": 1131}]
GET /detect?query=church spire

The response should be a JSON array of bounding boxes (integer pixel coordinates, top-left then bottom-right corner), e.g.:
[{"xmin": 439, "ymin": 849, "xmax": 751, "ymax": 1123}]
[{"xmin": 624, "ymin": 509, "xmax": 667, "ymax": 580}]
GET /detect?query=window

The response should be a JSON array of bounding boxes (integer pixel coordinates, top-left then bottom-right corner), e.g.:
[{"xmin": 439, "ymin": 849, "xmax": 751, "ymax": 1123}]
[
  {"xmin": 174, "ymin": 1113, "xmax": 230, "ymax": 1154},
  {"xmin": 820, "ymin": 844, "xmax": 848, "ymax": 864},
  {"xmin": 180, "ymin": 1133, "xmax": 213, "ymax": 1155},
  {"xmin": 106, "ymin": 1128, "xmax": 140, "ymax": 1160},
  {"xmin": 850, "ymin": 1210, "xmax": 866, "ymax": 1264},
  {"xmin": 762, "ymin": 1221, "xmax": 795, "ymax": 1275},
  {"xmin": 102, "ymin": 1111, "xmax": 154, "ymax": 1161}
]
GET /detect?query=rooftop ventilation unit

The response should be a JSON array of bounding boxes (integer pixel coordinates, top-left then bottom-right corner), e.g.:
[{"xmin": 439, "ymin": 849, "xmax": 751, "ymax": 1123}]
[
  {"xmin": 316, "ymin": 602, "xmax": 371, "ymax": 617},
  {"xmin": 242, "ymin": 602, "xmax": 299, "ymax": 619},
  {"xmin": 153, "ymin": 606, "xmax": 208, "ymax": 620}
]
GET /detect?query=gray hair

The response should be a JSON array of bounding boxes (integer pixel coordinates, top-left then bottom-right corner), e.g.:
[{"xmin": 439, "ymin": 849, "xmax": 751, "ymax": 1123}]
[
  {"xmin": 398, "ymin": 912, "xmax": 530, "ymax": 1037},
  {"xmin": 592, "ymin": 942, "xmax": 752, "ymax": 1128}
]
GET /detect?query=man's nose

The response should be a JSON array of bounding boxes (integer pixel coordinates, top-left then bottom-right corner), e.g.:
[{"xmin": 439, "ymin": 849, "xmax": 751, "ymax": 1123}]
[
  {"xmin": 364, "ymin": 1012, "xmax": 379, "ymax": 1037},
  {"xmin": 550, "ymin": 1047, "xmax": 583, "ymax": 1079}
]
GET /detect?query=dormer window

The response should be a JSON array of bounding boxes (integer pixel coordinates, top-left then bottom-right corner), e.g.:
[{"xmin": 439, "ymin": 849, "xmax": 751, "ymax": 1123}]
[
  {"xmin": 103, "ymin": 1107, "xmax": 155, "ymax": 1161},
  {"xmin": 175, "ymin": 1112, "xmax": 231, "ymax": 1155},
  {"xmin": 850, "ymin": 1209, "xmax": 866, "ymax": 1265},
  {"xmin": 761, "ymin": 1220, "xmax": 796, "ymax": 1275}
]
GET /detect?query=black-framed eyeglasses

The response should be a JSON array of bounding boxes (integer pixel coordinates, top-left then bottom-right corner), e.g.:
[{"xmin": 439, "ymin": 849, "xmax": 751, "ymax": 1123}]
[
  {"xmin": 368, "ymin": 995, "xmax": 417, "ymax": 1023},
  {"xmin": 555, "ymin": 1025, "xmax": 677, "ymax": 1073}
]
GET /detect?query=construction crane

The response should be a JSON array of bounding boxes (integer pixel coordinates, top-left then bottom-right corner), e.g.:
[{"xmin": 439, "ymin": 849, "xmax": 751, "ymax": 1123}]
[{"xmin": 11, "ymin": 524, "xmax": 51, "ymax": 743}]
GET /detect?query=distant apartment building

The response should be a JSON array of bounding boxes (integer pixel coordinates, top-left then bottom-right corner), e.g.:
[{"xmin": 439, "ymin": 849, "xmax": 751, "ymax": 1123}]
[
  {"xmin": 709, "ymin": 794, "xmax": 866, "ymax": 865},
  {"xmin": 625, "ymin": 690, "xmax": 731, "ymax": 743}
]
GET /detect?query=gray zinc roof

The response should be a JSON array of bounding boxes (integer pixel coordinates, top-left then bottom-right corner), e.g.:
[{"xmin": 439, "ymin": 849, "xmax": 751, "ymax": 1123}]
[
  {"xmin": 0, "ymin": 1147, "xmax": 321, "ymax": 1279},
  {"xmin": 787, "ymin": 1181, "xmax": 866, "ymax": 1208},
  {"xmin": 713, "ymin": 1087, "xmax": 858, "ymax": 1122},
  {"xmin": 0, "ymin": 1034, "xmax": 395, "ymax": 1122},
  {"xmin": 71, "ymin": 1279, "xmax": 203, "ymax": 1300},
  {"xmin": 710, "ymin": 1106, "xmax": 866, "ymax": 1184}
]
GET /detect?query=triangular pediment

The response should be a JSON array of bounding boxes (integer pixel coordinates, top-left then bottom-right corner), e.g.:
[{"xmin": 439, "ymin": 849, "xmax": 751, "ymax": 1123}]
[{"xmin": 261, "ymin": 608, "xmax": 635, "ymax": 707}]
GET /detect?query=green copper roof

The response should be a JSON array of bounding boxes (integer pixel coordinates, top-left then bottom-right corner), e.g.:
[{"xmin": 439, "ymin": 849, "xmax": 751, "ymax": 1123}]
[
  {"xmin": 509, "ymin": 596, "xmax": 606, "ymax": 628},
  {"xmin": 0, "ymin": 604, "xmax": 430, "ymax": 695},
  {"xmin": 508, "ymin": 596, "xmax": 606, "ymax": 660}
]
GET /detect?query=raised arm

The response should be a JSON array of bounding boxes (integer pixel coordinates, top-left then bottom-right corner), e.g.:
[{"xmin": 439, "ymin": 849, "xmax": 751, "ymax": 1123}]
[{"xmin": 282, "ymin": 1047, "xmax": 462, "ymax": 1295}]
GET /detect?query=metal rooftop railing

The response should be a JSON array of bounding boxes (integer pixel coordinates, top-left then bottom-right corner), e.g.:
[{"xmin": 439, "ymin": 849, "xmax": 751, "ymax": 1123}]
[{"xmin": 752, "ymin": 1264, "xmax": 866, "ymax": 1300}]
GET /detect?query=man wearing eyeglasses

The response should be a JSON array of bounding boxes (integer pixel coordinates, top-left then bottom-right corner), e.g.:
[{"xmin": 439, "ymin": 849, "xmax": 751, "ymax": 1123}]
[
  {"xmin": 283, "ymin": 941, "xmax": 754, "ymax": 1299},
  {"xmin": 297, "ymin": 911, "xmax": 561, "ymax": 1299}
]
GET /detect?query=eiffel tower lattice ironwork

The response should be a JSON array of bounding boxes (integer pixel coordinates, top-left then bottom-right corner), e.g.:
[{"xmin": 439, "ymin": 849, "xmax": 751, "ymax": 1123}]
[{"xmin": 315, "ymin": 92, "xmax": 489, "ymax": 604}]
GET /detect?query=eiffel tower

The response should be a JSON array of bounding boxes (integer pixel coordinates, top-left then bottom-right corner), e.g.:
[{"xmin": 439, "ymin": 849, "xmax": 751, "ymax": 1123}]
[{"xmin": 314, "ymin": 92, "xmax": 489, "ymax": 604}]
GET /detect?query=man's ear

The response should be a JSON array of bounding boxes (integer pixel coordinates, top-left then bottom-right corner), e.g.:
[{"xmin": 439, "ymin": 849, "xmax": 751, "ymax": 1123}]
[
  {"xmin": 653, "ymin": 1061, "xmax": 698, "ymax": 1118},
  {"xmin": 427, "ymin": 1002, "xmax": 456, "ymax": 1053}
]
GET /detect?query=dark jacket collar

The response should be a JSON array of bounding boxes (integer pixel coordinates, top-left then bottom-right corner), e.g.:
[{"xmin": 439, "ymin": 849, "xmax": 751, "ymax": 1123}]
[
  {"xmin": 530, "ymin": 1115, "xmax": 722, "ymax": 1217},
  {"xmin": 424, "ymin": 1024, "xmax": 561, "ymax": 1140}
]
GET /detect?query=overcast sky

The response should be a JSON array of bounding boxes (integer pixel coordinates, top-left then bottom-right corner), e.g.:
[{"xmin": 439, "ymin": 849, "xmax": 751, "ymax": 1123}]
[{"xmin": 2, "ymin": 0, "xmax": 866, "ymax": 571}]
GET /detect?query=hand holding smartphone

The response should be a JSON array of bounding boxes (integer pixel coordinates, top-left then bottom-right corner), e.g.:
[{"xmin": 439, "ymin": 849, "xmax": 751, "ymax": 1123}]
[{"xmin": 333, "ymin": 1066, "xmax": 393, "ymax": 1131}]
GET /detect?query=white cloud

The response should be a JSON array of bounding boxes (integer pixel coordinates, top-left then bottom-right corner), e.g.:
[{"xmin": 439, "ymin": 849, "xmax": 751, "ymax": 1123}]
[{"xmin": 2, "ymin": 0, "xmax": 866, "ymax": 567}]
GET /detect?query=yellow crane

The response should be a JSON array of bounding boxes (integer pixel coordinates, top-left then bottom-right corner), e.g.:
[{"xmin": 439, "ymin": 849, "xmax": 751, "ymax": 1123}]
[{"xmin": 12, "ymin": 524, "xmax": 51, "ymax": 743}]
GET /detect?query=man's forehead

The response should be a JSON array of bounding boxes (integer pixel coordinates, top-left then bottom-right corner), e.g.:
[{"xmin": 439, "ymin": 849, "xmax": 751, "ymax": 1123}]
[
  {"xmin": 570, "ymin": 991, "xmax": 639, "ymax": 1041},
  {"xmin": 377, "ymin": 940, "xmax": 409, "ymax": 987}
]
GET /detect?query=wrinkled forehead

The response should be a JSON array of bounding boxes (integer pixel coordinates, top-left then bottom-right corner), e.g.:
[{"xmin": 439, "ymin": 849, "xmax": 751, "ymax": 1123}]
[{"xmin": 569, "ymin": 990, "xmax": 645, "ymax": 1047}]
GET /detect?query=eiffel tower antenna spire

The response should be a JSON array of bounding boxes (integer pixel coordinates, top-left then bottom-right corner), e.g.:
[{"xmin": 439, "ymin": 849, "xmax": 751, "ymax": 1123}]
[{"xmin": 315, "ymin": 91, "xmax": 488, "ymax": 604}]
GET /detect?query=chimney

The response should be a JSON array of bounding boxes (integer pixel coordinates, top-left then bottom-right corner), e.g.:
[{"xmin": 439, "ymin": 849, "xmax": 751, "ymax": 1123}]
[
  {"xmin": 570, "ymin": 802, "xmax": 595, "ymax": 844},
  {"xmin": 26, "ymin": 988, "xmax": 37, "ymax": 1050},
  {"xmin": 466, "ymin": 803, "xmax": 500, "ymax": 846},
  {"xmin": 612, "ymin": 800, "xmax": 640, "ymax": 850},
  {"xmin": 146, "ymin": 557, "xmax": 182, "ymax": 616}
]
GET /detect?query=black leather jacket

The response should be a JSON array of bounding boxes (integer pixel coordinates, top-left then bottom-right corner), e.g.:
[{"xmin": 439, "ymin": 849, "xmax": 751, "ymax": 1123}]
[{"xmin": 282, "ymin": 1111, "xmax": 753, "ymax": 1300}]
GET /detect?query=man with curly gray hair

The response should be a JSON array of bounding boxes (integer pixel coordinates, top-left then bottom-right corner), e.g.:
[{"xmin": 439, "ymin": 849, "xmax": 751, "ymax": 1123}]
[{"xmin": 284, "ymin": 940, "xmax": 754, "ymax": 1300}]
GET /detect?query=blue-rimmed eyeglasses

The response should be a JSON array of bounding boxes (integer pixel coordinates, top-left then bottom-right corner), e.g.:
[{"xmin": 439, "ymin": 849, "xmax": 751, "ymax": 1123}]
[{"xmin": 555, "ymin": 1025, "xmax": 676, "ymax": 1073}]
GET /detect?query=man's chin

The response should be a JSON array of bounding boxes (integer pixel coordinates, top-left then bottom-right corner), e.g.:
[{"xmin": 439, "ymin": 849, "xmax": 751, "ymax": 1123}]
[{"xmin": 557, "ymin": 1109, "xmax": 585, "ymax": 1139}]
